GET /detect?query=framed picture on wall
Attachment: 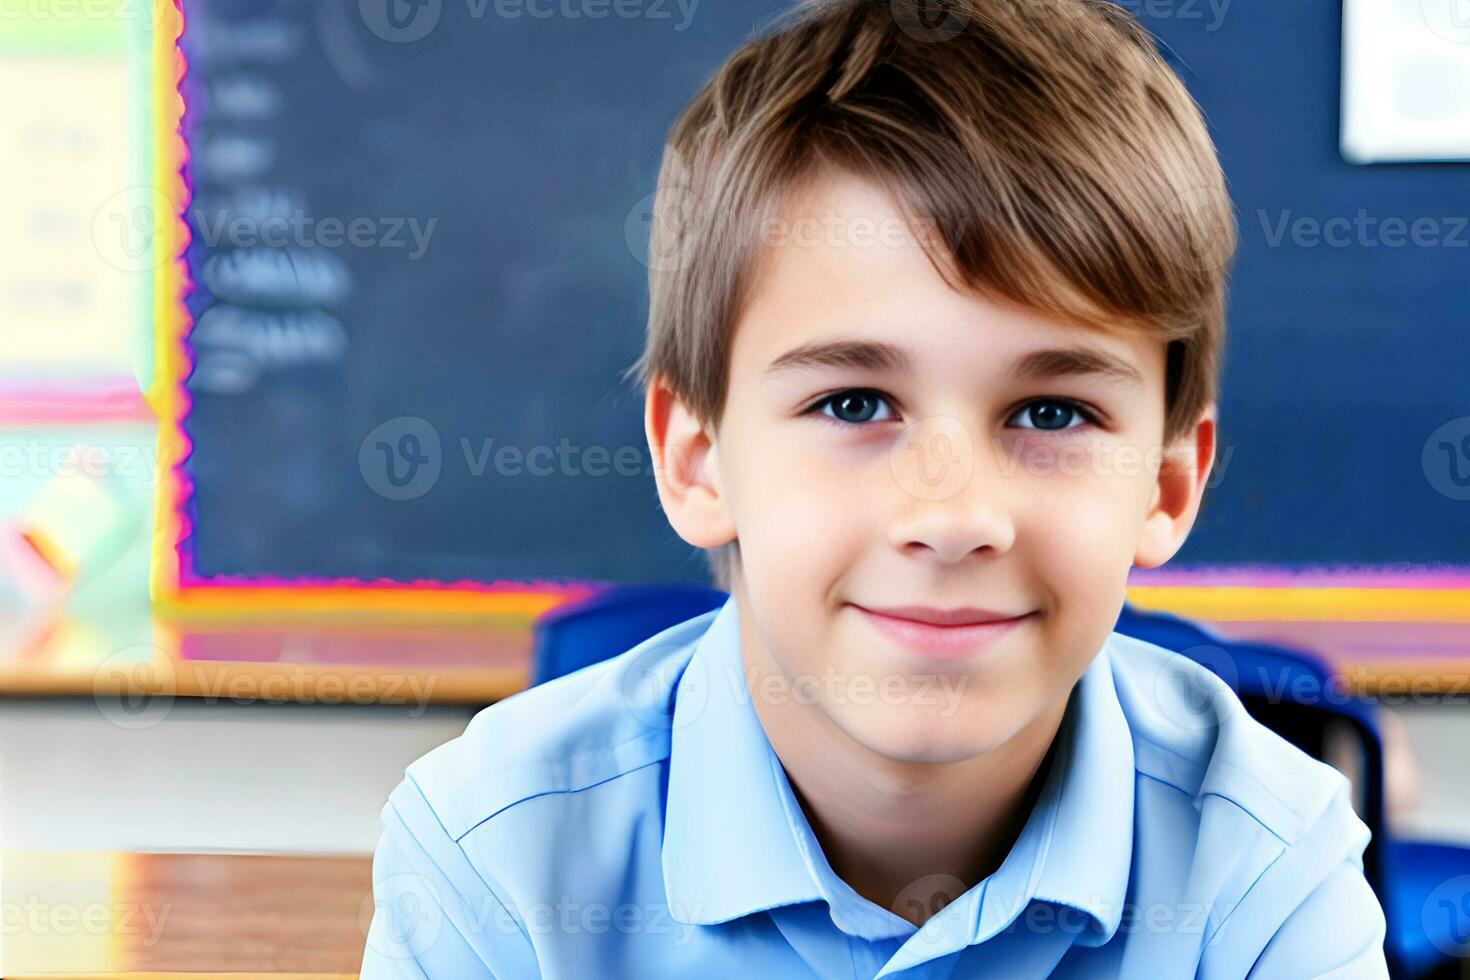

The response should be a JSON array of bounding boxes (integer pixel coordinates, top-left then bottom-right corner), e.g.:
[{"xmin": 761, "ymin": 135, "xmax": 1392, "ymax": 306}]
[{"xmin": 1341, "ymin": 0, "xmax": 1470, "ymax": 163}]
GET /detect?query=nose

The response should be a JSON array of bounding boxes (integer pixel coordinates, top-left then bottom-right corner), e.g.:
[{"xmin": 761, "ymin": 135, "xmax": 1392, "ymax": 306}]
[{"xmin": 885, "ymin": 422, "xmax": 1017, "ymax": 564}]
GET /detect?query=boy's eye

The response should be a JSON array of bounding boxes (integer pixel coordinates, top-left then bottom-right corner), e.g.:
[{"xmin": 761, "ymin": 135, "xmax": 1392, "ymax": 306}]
[
  {"xmin": 813, "ymin": 389, "xmax": 896, "ymax": 425},
  {"xmin": 1008, "ymin": 398, "xmax": 1096, "ymax": 432},
  {"xmin": 806, "ymin": 392, "xmax": 1097, "ymax": 431}
]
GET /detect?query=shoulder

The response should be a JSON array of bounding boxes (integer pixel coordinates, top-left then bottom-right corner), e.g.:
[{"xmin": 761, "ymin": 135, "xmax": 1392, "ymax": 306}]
[
  {"xmin": 1102, "ymin": 629, "xmax": 1356, "ymax": 844},
  {"xmin": 1100, "ymin": 631, "xmax": 1386, "ymax": 975},
  {"xmin": 397, "ymin": 606, "xmax": 718, "ymax": 843}
]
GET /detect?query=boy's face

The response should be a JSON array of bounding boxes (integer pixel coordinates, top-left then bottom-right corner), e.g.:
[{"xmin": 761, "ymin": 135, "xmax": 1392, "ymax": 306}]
[{"xmin": 648, "ymin": 168, "xmax": 1214, "ymax": 764}]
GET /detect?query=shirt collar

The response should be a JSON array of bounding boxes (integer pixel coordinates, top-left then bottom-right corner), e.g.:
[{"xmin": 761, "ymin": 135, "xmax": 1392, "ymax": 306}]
[
  {"xmin": 1001, "ymin": 629, "xmax": 1137, "ymax": 947},
  {"xmin": 661, "ymin": 595, "xmax": 824, "ymax": 925},
  {"xmin": 661, "ymin": 595, "xmax": 1136, "ymax": 956}
]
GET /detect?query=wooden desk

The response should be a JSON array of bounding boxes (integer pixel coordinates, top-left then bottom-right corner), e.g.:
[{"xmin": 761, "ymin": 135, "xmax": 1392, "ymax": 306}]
[
  {"xmin": 0, "ymin": 614, "xmax": 535, "ymax": 706},
  {"xmin": 2, "ymin": 851, "xmax": 371, "ymax": 978}
]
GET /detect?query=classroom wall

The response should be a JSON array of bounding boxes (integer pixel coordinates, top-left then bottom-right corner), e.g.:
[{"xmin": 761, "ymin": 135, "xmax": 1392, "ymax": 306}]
[{"xmin": 175, "ymin": 0, "xmax": 1468, "ymax": 588}]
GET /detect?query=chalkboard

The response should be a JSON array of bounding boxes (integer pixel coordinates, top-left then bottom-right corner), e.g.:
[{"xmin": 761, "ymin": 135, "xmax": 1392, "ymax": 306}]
[
  {"xmin": 174, "ymin": 0, "xmax": 1469, "ymax": 591},
  {"xmin": 178, "ymin": 0, "xmax": 790, "ymax": 586}
]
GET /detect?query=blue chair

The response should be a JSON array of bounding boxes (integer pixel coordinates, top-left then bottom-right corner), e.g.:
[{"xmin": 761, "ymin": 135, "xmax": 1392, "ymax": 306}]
[
  {"xmin": 530, "ymin": 582, "xmax": 728, "ymax": 687},
  {"xmin": 1116, "ymin": 604, "xmax": 1465, "ymax": 980},
  {"xmin": 531, "ymin": 585, "xmax": 1468, "ymax": 978},
  {"xmin": 1385, "ymin": 838, "xmax": 1470, "ymax": 979}
]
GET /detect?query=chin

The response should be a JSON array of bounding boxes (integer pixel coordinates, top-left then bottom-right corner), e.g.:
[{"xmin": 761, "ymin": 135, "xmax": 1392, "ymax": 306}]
[{"xmin": 830, "ymin": 703, "xmax": 1015, "ymax": 765}]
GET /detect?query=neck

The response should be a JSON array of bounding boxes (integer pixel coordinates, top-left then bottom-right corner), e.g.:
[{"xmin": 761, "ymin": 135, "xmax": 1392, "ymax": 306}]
[{"xmin": 736, "ymin": 600, "xmax": 1071, "ymax": 928}]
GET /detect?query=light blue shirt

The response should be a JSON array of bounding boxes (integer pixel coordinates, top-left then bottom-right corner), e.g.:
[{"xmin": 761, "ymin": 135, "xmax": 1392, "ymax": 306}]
[{"xmin": 361, "ymin": 595, "xmax": 1388, "ymax": 979}]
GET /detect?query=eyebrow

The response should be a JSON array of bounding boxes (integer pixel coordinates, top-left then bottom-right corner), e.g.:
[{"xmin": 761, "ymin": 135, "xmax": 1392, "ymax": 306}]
[
  {"xmin": 1011, "ymin": 345, "xmax": 1145, "ymax": 389},
  {"xmin": 763, "ymin": 339, "xmax": 913, "ymax": 377},
  {"xmin": 763, "ymin": 339, "xmax": 1145, "ymax": 388}
]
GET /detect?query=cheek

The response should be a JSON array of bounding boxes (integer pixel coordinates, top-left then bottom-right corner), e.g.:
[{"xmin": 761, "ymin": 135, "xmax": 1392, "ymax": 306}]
[
  {"xmin": 1019, "ymin": 446, "xmax": 1151, "ymax": 558},
  {"xmin": 723, "ymin": 430, "xmax": 882, "ymax": 676},
  {"xmin": 724, "ymin": 428, "xmax": 878, "ymax": 571},
  {"xmin": 1037, "ymin": 483, "xmax": 1139, "ymax": 559},
  {"xmin": 1018, "ymin": 466, "xmax": 1151, "ymax": 652}
]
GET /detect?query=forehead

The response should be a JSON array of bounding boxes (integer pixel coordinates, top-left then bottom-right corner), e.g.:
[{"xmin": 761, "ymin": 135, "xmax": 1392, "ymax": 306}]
[{"xmin": 730, "ymin": 168, "xmax": 1165, "ymax": 391}]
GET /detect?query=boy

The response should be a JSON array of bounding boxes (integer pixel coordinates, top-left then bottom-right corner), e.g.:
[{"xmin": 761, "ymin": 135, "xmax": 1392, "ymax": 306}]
[{"xmin": 362, "ymin": 0, "xmax": 1388, "ymax": 976}]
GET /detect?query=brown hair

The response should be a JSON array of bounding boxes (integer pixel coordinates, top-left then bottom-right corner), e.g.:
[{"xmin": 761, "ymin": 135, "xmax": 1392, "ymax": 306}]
[{"xmin": 629, "ymin": 0, "xmax": 1236, "ymax": 592}]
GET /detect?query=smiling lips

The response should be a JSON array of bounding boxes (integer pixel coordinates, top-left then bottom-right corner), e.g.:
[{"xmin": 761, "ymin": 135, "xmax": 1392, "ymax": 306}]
[{"xmin": 851, "ymin": 603, "xmax": 1035, "ymax": 660}]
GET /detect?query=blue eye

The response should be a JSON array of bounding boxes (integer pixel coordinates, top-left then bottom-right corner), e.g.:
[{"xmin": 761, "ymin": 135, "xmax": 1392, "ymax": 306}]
[
  {"xmin": 1009, "ymin": 398, "xmax": 1096, "ymax": 432},
  {"xmin": 813, "ymin": 389, "xmax": 895, "ymax": 425}
]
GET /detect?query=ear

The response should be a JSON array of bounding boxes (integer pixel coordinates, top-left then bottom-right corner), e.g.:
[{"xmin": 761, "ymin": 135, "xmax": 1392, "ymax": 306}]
[
  {"xmin": 645, "ymin": 377, "xmax": 737, "ymax": 549},
  {"xmin": 1133, "ymin": 402, "xmax": 1217, "ymax": 570}
]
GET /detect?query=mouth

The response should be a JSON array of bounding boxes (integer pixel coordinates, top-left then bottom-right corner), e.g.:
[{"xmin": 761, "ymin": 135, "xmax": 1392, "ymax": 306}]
[{"xmin": 849, "ymin": 603, "xmax": 1036, "ymax": 661}]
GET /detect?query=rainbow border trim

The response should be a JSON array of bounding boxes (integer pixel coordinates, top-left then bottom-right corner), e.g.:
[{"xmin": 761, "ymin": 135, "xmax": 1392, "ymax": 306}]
[
  {"xmin": 145, "ymin": 1, "xmax": 597, "ymax": 622},
  {"xmin": 1126, "ymin": 565, "xmax": 1470, "ymax": 622}
]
